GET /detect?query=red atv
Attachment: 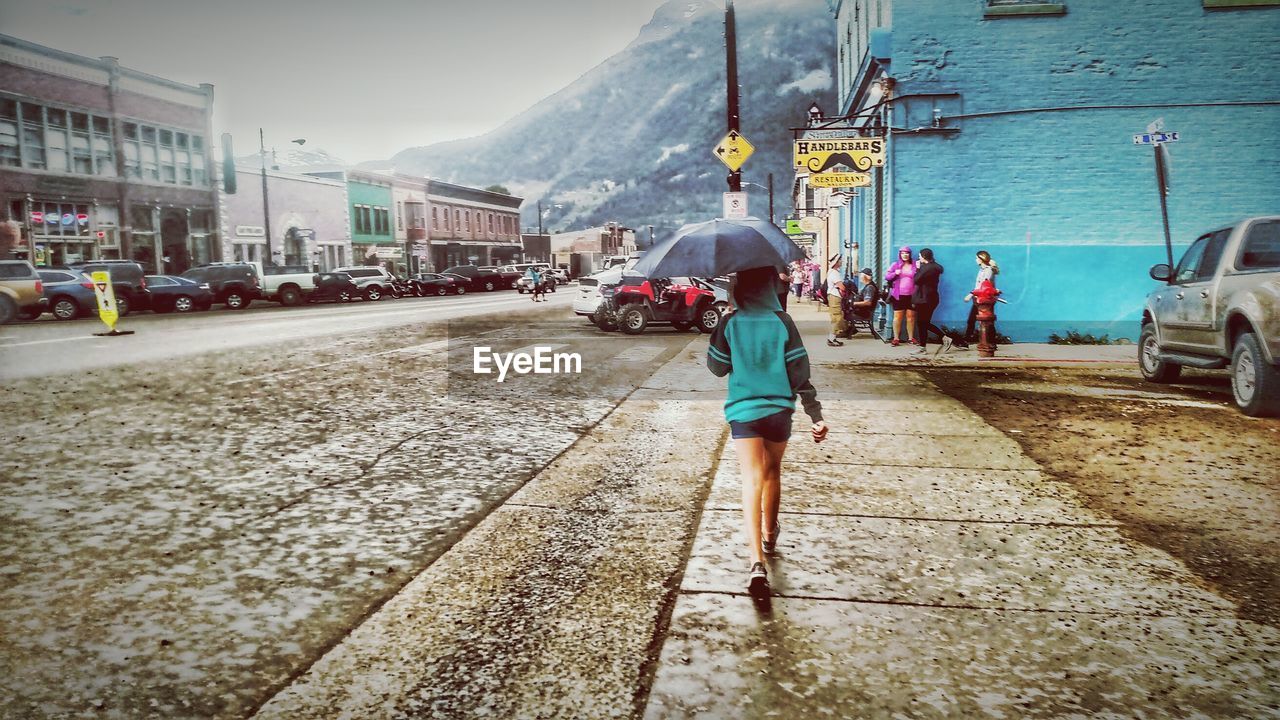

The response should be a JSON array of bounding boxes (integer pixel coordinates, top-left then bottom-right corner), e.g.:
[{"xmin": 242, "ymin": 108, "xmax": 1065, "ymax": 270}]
[{"xmin": 601, "ymin": 277, "xmax": 722, "ymax": 334}]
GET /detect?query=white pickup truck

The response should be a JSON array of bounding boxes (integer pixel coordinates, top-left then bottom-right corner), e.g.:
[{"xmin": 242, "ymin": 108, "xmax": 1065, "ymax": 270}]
[
  {"xmin": 252, "ymin": 262, "xmax": 317, "ymax": 306},
  {"xmin": 1140, "ymin": 215, "xmax": 1280, "ymax": 416}
]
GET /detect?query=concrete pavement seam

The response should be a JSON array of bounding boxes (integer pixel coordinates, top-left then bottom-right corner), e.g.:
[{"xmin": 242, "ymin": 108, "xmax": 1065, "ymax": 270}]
[{"xmin": 697, "ymin": 507, "xmax": 1121, "ymax": 528}]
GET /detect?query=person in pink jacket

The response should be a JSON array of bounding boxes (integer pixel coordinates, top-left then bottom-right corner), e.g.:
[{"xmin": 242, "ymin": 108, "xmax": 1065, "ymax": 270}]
[{"xmin": 884, "ymin": 246, "xmax": 917, "ymax": 346}]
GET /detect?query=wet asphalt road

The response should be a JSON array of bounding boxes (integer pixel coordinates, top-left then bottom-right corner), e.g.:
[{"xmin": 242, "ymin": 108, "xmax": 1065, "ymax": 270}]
[{"xmin": 0, "ymin": 292, "xmax": 702, "ymax": 718}]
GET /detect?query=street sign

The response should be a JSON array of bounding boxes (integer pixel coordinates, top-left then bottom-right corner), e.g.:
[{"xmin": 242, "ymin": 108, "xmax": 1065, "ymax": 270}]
[
  {"xmin": 802, "ymin": 128, "xmax": 862, "ymax": 140},
  {"xmin": 794, "ymin": 138, "xmax": 885, "ymax": 173},
  {"xmin": 1133, "ymin": 132, "xmax": 1179, "ymax": 145},
  {"xmin": 90, "ymin": 270, "xmax": 119, "ymax": 332},
  {"xmin": 722, "ymin": 192, "xmax": 748, "ymax": 220},
  {"xmin": 713, "ymin": 130, "xmax": 755, "ymax": 171},
  {"xmin": 785, "ymin": 219, "xmax": 803, "ymax": 235},
  {"xmin": 809, "ymin": 172, "xmax": 871, "ymax": 189},
  {"xmin": 799, "ymin": 216, "xmax": 823, "ymax": 233}
]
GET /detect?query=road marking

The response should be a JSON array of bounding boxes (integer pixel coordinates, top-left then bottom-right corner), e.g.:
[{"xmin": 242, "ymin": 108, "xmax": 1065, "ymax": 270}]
[
  {"xmin": 227, "ymin": 339, "xmax": 453, "ymax": 385},
  {"xmin": 612, "ymin": 345, "xmax": 665, "ymax": 362},
  {"xmin": 0, "ymin": 335, "xmax": 99, "ymax": 349}
]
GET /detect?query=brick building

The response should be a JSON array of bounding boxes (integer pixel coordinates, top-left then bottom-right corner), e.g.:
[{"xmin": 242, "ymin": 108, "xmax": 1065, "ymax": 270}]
[
  {"xmin": 0, "ymin": 33, "xmax": 219, "ymax": 273},
  {"xmin": 824, "ymin": 0, "xmax": 1280, "ymax": 340},
  {"xmin": 425, "ymin": 181, "xmax": 522, "ymax": 271}
]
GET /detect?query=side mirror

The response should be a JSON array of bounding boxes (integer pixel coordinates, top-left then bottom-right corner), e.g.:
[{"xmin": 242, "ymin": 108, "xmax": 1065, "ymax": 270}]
[{"xmin": 1149, "ymin": 264, "xmax": 1172, "ymax": 282}]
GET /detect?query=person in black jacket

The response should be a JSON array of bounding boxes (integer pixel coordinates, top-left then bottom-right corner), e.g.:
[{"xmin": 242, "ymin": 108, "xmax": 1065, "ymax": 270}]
[{"xmin": 910, "ymin": 249, "xmax": 944, "ymax": 354}]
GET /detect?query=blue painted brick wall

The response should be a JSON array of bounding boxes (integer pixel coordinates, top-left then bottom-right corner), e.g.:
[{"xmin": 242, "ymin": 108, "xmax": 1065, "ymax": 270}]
[{"xmin": 866, "ymin": 0, "xmax": 1280, "ymax": 340}]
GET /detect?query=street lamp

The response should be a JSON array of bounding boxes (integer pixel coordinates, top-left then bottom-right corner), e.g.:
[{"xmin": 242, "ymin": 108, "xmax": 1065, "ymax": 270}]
[
  {"xmin": 259, "ymin": 132, "xmax": 305, "ymax": 265},
  {"xmin": 536, "ymin": 199, "xmax": 563, "ymax": 236},
  {"xmin": 742, "ymin": 174, "xmax": 776, "ymax": 225}
]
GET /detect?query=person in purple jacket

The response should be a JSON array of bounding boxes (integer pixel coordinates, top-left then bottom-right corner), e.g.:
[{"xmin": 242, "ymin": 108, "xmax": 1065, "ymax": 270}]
[{"xmin": 884, "ymin": 246, "xmax": 917, "ymax": 347}]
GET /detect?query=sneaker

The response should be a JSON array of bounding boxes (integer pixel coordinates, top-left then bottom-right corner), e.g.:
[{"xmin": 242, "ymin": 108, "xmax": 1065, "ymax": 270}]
[
  {"xmin": 763, "ymin": 521, "xmax": 780, "ymax": 554},
  {"xmin": 826, "ymin": 339, "xmax": 844, "ymax": 347},
  {"xmin": 891, "ymin": 338, "xmax": 900, "ymax": 347},
  {"xmin": 942, "ymin": 336, "xmax": 954, "ymax": 353},
  {"xmin": 910, "ymin": 346, "xmax": 927, "ymax": 355},
  {"xmin": 748, "ymin": 562, "xmax": 769, "ymax": 595},
  {"xmin": 908, "ymin": 338, "xmax": 921, "ymax": 346}
]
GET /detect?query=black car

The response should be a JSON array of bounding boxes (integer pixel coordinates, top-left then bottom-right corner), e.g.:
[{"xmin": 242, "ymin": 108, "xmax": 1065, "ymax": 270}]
[
  {"xmin": 36, "ymin": 269, "xmax": 97, "ymax": 321},
  {"xmin": 180, "ymin": 263, "xmax": 261, "ymax": 309},
  {"xmin": 308, "ymin": 272, "xmax": 359, "ymax": 303},
  {"xmin": 442, "ymin": 265, "xmax": 506, "ymax": 292},
  {"xmin": 412, "ymin": 272, "xmax": 464, "ymax": 296},
  {"xmin": 67, "ymin": 260, "xmax": 151, "ymax": 315},
  {"xmin": 144, "ymin": 275, "xmax": 214, "ymax": 313}
]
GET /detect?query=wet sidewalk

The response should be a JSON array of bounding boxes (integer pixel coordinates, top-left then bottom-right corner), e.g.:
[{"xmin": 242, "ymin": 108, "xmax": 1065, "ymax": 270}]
[{"xmin": 643, "ymin": 357, "xmax": 1280, "ymax": 717}]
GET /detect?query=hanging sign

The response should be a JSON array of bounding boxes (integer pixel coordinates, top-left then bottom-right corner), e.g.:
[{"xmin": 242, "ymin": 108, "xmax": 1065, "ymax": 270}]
[
  {"xmin": 793, "ymin": 138, "xmax": 886, "ymax": 173},
  {"xmin": 809, "ymin": 173, "xmax": 872, "ymax": 189}
]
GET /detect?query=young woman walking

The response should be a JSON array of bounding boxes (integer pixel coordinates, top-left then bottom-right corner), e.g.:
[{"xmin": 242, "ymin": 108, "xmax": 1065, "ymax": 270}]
[
  {"xmin": 884, "ymin": 246, "xmax": 917, "ymax": 346},
  {"xmin": 962, "ymin": 250, "xmax": 999, "ymax": 344},
  {"xmin": 910, "ymin": 248, "xmax": 944, "ymax": 354},
  {"xmin": 707, "ymin": 266, "xmax": 828, "ymax": 595}
]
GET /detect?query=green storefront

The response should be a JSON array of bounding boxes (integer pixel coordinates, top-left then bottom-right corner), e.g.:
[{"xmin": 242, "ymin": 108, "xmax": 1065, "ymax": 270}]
[{"xmin": 346, "ymin": 173, "xmax": 394, "ymax": 266}]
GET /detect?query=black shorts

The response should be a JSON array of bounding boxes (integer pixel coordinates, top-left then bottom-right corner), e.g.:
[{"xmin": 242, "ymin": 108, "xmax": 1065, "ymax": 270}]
[
  {"xmin": 729, "ymin": 409, "xmax": 793, "ymax": 442},
  {"xmin": 890, "ymin": 295, "xmax": 913, "ymax": 311}
]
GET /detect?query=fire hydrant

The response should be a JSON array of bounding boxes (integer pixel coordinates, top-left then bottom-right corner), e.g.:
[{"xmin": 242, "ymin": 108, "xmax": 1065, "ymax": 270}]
[{"xmin": 972, "ymin": 279, "xmax": 1000, "ymax": 358}]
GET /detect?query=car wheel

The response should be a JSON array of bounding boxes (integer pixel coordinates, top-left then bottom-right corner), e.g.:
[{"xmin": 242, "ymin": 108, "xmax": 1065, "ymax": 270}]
[
  {"xmin": 279, "ymin": 287, "xmax": 302, "ymax": 306},
  {"xmin": 51, "ymin": 297, "xmax": 81, "ymax": 320},
  {"xmin": 1138, "ymin": 324, "xmax": 1180, "ymax": 383},
  {"xmin": 224, "ymin": 292, "xmax": 250, "ymax": 310},
  {"xmin": 1231, "ymin": 332, "xmax": 1280, "ymax": 417},
  {"xmin": 619, "ymin": 303, "xmax": 648, "ymax": 335},
  {"xmin": 593, "ymin": 305, "xmax": 618, "ymax": 332},
  {"xmin": 173, "ymin": 295, "xmax": 195, "ymax": 313},
  {"xmin": 339, "ymin": 291, "xmax": 352, "ymax": 302},
  {"xmin": 549, "ymin": 284, "xmax": 557, "ymax": 293},
  {"xmin": 365, "ymin": 286, "xmax": 383, "ymax": 301},
  {"xmin": 115, "ymin": 294, "xmax": 131, "ymax": 317},
  {"xmin": 0, "ymin": 295, "xmax": 15, "ymax": 325},
  {"xmin": 517, "ymin": 287, "xmax": 526, "ymax": 294},
  {"xmin": 484, "ymin": 281, "xmax": 495, "ymax": 292},
  {"xmin": 697, "ymin": 305, "xmax": 721, "ymax": 334},
  {"xmin": 456, "ymin": 286, "xmax": 466, "ymax": 295},
  {"xmin": 436, "ymin": 286, "xmax": 447, "ymax": 296}
]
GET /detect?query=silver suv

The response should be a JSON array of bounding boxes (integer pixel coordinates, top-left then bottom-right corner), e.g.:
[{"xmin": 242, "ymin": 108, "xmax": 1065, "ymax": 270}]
[
  {"xmin": 1140, "ymin": 215, "xmax": 1280, "ymax": 416},
  {"xmin": 334, "ymin": 266, "xmax": 395, "ymax": 301}
]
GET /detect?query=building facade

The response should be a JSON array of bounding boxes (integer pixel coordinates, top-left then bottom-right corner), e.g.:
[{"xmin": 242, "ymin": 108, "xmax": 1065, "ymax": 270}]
[
  {"xmin": 425, "ymin": 181, "xmax": 522, "ymax": 271},
  {"xmin": 0, "ymin": 33, "xmax": 219, "ymax": 274},
  {"xmin": 391, "ymin": 175, "xmax": 428, "ymax": 276},
  {"xmin": 219, "ymin": 168, "xmax": 352, "ymax": 271},
  {"xmin": 549, "ymin": 223, "xmax": 637, "ymax": 277},
  {"xmin": 826, "ymin": 0, "xmax": 1280, "ymax": 340}
]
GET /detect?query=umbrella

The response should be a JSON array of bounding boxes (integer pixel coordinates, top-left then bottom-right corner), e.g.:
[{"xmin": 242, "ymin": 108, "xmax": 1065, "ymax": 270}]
[{"xmin": 631, "ymin": 217, "xmax": 807, "ymax": 279}]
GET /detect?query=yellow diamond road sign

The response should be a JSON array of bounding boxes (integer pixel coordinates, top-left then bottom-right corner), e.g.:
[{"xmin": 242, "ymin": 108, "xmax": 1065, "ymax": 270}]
[{"xmin": 713, "ymin": 131, "xmax": 754, "ymax": 172}]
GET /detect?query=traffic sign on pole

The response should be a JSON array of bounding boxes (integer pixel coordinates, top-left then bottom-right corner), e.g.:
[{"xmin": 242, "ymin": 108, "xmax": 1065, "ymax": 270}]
[
  {"xmin": 713, "ymin": 130, "xmax": 755, "ymax": 172},
  {"xmin": 722, "ymin": 192, "xmax": 748, "ymax": 219}
]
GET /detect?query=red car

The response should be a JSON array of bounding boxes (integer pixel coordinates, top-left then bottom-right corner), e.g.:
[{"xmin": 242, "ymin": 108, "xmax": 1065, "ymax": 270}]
[{"xmin": 600, "ymin": 277, "xmax": 721, "ymax": 334}]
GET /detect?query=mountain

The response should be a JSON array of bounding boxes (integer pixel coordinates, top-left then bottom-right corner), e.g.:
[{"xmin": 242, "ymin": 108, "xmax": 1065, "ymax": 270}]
[
  {"xmin": 380, "ymin": 0, "xmax": 835, "ymax": 242},
  {"xmin": 235, "ymin": 146, "xmax": 348, "ymax": 173}
]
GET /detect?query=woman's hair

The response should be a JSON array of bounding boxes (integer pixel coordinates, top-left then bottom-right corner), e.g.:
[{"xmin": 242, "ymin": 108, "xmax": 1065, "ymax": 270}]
[
  {"xmin": 732, "ymin": 266, "xmax": 779, "ymax": 307},
  {"xmin": 919, "ymin": 248, "xmax": 934, "ymax": 261},
  {"xmin": 976, "ymin": 250, "xmax": 991, "ymax": 263}
]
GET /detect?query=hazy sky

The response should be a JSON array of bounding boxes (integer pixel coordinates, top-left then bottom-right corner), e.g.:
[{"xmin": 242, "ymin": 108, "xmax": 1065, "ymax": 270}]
[{"xmin": 1, "ymin": 0, "xmax": 671, "ymax": 163}]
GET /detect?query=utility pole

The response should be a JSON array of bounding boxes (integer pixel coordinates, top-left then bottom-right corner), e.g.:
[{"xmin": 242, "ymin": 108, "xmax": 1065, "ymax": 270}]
[
  {"xmin": 537, "ymin": 199, "xmax": 543, "ymax": 237},
  {"xmin": 725, "ymin": 0, "xmax": 741, "ymax": 193},
  {"xmin": 768, "ymin": 172, "xmax": 775, "ymax": 225},
  {"xmin": 1154, "ymin": 144, "xmax": 1174, "ymax": 279},
  {"xmin": 259, "ymin": 128, "xmax": 272, "ymax": 264}
]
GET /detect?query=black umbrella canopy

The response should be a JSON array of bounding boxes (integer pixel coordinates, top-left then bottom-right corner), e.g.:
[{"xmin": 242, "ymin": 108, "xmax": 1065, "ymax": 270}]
[{"xmin": 631, "ymin": 217, "xmax": 808, "ymax": 279}]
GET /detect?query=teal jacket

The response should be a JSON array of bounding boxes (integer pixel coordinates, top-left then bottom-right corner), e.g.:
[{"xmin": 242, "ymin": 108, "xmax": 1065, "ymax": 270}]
[{"xmin": 706, "ymin": 278, "xmax": 823, "ymax": 424}]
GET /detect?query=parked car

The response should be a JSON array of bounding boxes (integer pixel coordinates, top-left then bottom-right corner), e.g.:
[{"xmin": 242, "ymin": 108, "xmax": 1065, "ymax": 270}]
[
  {"xmin": 37, "ymin": 269, "xmax": 96, "ymax": 321},
  {"xmin": 181, "ymin": 263, "xmax": 261, "ymax": 309},
  {"xmin": 482, "ymin": 265, "xmax": 523, "ymax": 290},
  {"xmin": 144, "ymin": 275, "xmax": 213, "ymax": 313},
  {"xmin": 256, "ymin": 263, "xmax": 317, "ymax": 306},
  {"xmin": 1140, "ymin": 215, "xmax": 1280, "ymax": 416},
  {"xmin": 442, "ymin": 265, "xmax": 507, "ymax": 292},
  {"xmin": 0, "ymin": 260, "xmax": 46, "ymax": 324},
  {"xmin": 412, "ymin": 272, "xmax": 464, "ymax": 296},
  {"xmin": 544, "ymin": 267, "xmax": 570, "ymax": 284},
  {"xmin": 308, "ymin": 272, "xmax": 359, "ymax": 303},
  {"xmin": 67, "ymin": 260, "xmax": 150, "ymax": 316},
  {"xmin": 334, "ymin": 266, "xmax": 397, "ymax": 301},
  {"xmin": 572, "ymin": 259, "xmax": 641, "ymax": 327}
]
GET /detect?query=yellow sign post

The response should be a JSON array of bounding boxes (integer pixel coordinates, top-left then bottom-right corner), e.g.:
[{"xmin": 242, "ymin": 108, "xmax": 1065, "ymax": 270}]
[
  {"xmin": 793, "ymin": 138, "xmax": 886, "ymax": 173},
  {"xmin": 713, "ymin": 130, "xmax": 755, "ymax": 172},
  {"xmin": 90, "ymin": 270, "xmax": 133, "ymax": 337},
  {"xmin": 809, "ymin": 172, "xmax": 872, "ymax": 189}
]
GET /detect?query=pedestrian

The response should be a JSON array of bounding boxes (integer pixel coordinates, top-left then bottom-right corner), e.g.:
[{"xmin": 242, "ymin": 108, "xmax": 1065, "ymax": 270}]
[
  {"xmin": 910, "ymin": 248, "xmax": 944, "ymax": 355},
  {"xmin": 962, "ymin": 250, "xmax": 999, "ymax": 345},
  {"xmin": 809, "ymin": 262, "xmax": 822, "ymax": 302},
  {"xmin": 848, "ymin": 267, "xmax": 880, "ymax": 330},
  {"xmin": 525, "ymin": 266, "xmax": 542, "ymax": 302},
  {"xmin": 825, "ymin": 255, "xmax": 847, "ymax": 347},
  {"xmin": 790, "ymin": 263, "xmax": 806, "ymax": 300},
  {"xmin": 776, "ymin": 268, "xmax": 790, "ymax": 311},
  {"xmin": 884, "ymin": 246, "xmax": 917, "ymax": 347},
  {"xmin": 706, "ymin": 266, "xmax": 828, "ymax": 596}
]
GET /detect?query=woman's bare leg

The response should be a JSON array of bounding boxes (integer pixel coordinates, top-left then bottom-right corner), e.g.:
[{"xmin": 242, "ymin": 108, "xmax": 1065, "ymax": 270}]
[
  {"xmin": 761, "ymin": 438, "xmax": 787, "ymax": 542},
  {"xmin": 906, "ymin": 309, "xmax": 917, "ymax": 343},
  {"xmin": 893, "ymin": 310, "xmax": 904, "ymax": 341},
  {"xmin": 736, "ymin": 438, "xmax": 769, "ymax": 565}
]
